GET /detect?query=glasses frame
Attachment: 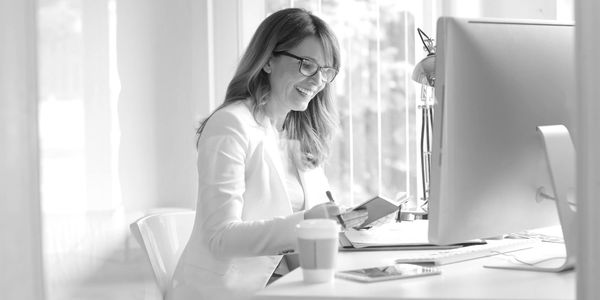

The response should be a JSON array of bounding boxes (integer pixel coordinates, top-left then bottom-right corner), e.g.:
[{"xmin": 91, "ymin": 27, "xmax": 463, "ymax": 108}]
[{"xmin": 273, "ymin": 51, "xmax": 338, "ymax": 83}]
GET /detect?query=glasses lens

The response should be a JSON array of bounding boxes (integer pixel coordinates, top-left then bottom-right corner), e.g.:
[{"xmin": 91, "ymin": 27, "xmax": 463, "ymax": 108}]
[
  {"xmin": 322, "ymin": 68, "xmax": 338, "ymax": 83},
  {"xmin": 299, "ymin": 60, "xmax": 319, "ymax": 76}
]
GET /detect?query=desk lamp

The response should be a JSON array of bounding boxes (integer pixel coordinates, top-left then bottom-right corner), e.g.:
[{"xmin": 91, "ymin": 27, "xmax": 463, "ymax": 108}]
[{"xmin": 412, "ymin": 28, "xmax": 436, "ymax": 211}]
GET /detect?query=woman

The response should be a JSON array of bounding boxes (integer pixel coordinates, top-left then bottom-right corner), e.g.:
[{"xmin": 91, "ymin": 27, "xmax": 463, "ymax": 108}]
[{"xmin": 167, "ymin": 8, "xmax": 365, "ymax": 300}]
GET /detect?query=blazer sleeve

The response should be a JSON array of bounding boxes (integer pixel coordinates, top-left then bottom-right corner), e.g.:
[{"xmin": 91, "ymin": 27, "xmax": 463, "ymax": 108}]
[{"xmin": 196, "ymin": 111, "xmax": 304, "ymax": 259}]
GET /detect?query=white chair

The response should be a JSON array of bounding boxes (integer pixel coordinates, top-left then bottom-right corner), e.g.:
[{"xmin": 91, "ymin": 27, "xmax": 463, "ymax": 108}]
[{"xmin": 130, "ymin": 210, "xmax": 195, "ymax": 298}]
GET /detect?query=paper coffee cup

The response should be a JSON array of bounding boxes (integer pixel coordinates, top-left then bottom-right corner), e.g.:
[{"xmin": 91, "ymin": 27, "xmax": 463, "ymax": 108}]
[{"xmin": 296, "ymin": 219, "xmax": 339, "ymax": 283}]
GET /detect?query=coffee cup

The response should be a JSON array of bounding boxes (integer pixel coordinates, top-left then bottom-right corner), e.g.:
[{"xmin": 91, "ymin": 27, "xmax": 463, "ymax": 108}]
[{"xmin": 296, "ymin": 219, "xmax": 339, "ymax": 283}]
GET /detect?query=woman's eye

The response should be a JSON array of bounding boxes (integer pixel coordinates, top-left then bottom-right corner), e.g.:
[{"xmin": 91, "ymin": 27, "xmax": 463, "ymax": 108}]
[{"xmin": 302, "ymin": 61, "xmax": 318, "ymax": 72}]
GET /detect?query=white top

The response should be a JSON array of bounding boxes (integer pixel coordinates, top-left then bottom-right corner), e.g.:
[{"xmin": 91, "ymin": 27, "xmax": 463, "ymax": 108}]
[
  {"xmin": 272, "ymin": 130, "xmax": 305, "ymax": 277},
  {"xmin": 276, "ymin": 131, "xmax": 305, "ymax": 212}
]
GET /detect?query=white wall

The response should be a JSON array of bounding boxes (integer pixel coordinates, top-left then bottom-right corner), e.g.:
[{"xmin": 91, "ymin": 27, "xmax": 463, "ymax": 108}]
[
  {"xmin": 115, "ymin": 0, "xmax": 264, "ymax": 212},
  {"xmin": 116, "ymin": 0, "xmax": 204, "ymax": 210},
  {"xmin": 0, "ymin": 0, "xmax": 45, "ymax": 298},
  {"xmin": 575, "ymin": 0, "xmax": 600, "ymax": 298}
]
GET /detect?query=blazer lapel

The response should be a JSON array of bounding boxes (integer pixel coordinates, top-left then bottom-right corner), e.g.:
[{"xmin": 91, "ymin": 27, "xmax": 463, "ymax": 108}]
[{"xmin": 261, "ymin": 125, "xmax": 292, "ymax": 213}]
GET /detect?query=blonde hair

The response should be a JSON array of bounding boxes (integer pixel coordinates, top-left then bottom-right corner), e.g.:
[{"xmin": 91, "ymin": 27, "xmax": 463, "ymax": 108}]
[{"xmin": 197, "ymin": 8, "xmax": 340, "ymax": 169}]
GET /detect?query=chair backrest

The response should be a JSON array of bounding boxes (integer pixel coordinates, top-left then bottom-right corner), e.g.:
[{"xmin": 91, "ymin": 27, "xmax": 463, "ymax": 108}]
[{"xmin": 130, "ymin": 210, "xmax": 195, "ymax": 296}]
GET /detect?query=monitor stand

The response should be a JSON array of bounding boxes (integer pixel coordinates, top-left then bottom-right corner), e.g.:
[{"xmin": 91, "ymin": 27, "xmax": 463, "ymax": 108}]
[{"xmin": 485, "ymin": 125, "xmax": 576, "ymax": 272}]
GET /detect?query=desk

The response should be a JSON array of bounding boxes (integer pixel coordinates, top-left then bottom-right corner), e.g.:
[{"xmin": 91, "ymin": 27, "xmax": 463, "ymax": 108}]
[{"xmin": 253, "ymin": 243, "xmax": 575, "ymax": 300}]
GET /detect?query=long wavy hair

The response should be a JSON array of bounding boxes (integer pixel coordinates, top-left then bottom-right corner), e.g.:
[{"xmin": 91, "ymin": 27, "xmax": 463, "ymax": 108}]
[{"xmin": 196, "ymin": 8, "xmax": 340, "ymax": 169}]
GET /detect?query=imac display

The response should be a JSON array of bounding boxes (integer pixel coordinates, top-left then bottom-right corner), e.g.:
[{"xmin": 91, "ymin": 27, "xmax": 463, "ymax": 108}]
[{"xmin": 428, "ymin": 17, "xmax": 576, "ymax": 245}]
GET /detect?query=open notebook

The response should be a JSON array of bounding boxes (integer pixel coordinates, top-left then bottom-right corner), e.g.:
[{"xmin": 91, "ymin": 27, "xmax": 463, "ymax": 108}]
[{"xmin": 339, "ymin": 220, "xmax": 484, "ymax": 251}]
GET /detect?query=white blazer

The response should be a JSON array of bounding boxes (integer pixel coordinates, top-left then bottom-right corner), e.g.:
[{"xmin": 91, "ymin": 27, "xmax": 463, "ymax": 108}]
[{"xmin": 167, "ymin": 100, "xmax": 330, "ymax": 300}]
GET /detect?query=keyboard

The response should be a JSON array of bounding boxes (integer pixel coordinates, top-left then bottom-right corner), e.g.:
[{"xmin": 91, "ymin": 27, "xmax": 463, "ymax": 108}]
[{"xmin": 394, "ymin": 238, "xmax": 541, "ymax": 265}]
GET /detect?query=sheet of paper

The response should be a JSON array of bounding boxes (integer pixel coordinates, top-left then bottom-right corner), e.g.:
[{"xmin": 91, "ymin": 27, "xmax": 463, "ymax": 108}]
[{"xmin": 343, "ymin": 220, "xmax": 431, "ymax": 248}]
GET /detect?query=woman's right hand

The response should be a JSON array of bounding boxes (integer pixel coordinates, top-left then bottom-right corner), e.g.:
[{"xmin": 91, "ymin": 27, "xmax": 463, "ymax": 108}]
[{"xmin": 304, "ymin": 202, "xmax": 341, "ymax": 220}]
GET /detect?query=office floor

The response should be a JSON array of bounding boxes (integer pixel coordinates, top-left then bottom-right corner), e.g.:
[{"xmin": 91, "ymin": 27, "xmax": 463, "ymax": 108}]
[{"xmin": 43, "ymin": 211, "xmax": 162, "ymax": 300}]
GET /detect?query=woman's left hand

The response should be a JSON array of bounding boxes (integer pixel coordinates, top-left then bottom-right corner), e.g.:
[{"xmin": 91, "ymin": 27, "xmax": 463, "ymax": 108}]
[
  {"xmin": 339, "ymin": 209, "xmax": 368, "ymax": 229},
  {"xmin": 304, "ymin": 203, "xmax": 369, "ymax": 230}
]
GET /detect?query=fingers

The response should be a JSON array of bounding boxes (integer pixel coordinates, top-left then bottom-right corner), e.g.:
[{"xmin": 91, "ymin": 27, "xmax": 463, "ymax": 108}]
[
  {"xmin": 304, "ymin": 203, "xmax": 340, "ymax": 220},
  {"xmin": 340, "ymin": 209, "xmax": 369, "ymax": 229},
  {"xmin": 304, "ymin": 204, "xmax": 372, "ymax": 230},
  {"xmin": 323, "ymin": 203, "xmax": 341, "ymax": 217},
  {"xmin": 344, "ymin": 218, "xmax": 368, "ymax": 229},
  {"xmin": 341, "ymin": 209, "xmax": 368, "ymax": 220},
  {"xmin": 304, "ymin": 204, "xmax": 370, "ymax": 229}
]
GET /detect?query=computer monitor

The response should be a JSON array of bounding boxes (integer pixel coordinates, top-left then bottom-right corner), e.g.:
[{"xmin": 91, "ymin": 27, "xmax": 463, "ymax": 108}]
[{"xmin": 427, "ymin": 17, "xmax": 576, "ymax": 245}]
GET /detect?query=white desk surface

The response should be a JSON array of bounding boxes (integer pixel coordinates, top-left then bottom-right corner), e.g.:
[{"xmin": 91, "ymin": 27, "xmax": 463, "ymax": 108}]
[{"xmin": 253, "ymin": 243, "xmax": 575, "ymax": 300}]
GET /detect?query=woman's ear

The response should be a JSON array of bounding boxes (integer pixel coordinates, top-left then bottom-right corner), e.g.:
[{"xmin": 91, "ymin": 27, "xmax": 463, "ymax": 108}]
[
  {"xmin": 263, "ymin": 57, "xmax": 273, "ymax": 74},
  {"xmin": 263, "ymin": 62, "xmax": 272, "ymax": 74}
]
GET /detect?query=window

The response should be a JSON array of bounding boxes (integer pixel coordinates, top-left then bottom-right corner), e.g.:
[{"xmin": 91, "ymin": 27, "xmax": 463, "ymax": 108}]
[
  {"xmin": 38, "ymin": 0, "xmax": 120, "ymax": 213},
  {"xmin": 266, "ymin": 0, "xmax": 430, "ymax": 207}
]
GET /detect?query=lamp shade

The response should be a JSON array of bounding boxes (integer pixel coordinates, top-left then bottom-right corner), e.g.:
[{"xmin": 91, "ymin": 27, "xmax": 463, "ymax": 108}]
[{"xmin": 412, "ymin": 55, "xmax": 436, "ymax": 87}]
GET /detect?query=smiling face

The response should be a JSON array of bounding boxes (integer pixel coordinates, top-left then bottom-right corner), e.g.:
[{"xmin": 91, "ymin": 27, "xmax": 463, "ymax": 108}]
[{"xmin": 263, "ymin": 36, "xmax": 330, "ymax": 123}]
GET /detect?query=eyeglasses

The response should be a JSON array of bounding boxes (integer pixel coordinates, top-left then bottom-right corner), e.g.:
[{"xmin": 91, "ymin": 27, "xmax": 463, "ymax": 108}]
[{"xmin": 273, "ymin": 51, "xmax": 338, "ymax": 83}]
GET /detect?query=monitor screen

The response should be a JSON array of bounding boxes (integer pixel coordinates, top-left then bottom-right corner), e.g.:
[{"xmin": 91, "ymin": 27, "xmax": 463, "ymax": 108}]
[{"xmin": 428, "ymin": 17, "xmax": 576, "ymax": 245}]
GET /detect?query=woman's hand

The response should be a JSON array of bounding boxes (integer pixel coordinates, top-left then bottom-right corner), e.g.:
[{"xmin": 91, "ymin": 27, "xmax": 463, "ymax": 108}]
[
  {"xmin": 339, "ymin": 208, "xmax": 368, "ymax": 229},
  {"xmin": 304, "ymin": 203, "xmax": 369, "ymax": 230},
  {"xmin": 304, "ymin": 202, "xmax": 340, "ymax": 220}
]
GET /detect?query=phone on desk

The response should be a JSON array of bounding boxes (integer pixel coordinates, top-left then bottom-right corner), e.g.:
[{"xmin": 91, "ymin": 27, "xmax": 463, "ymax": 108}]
[
  {"xmin": 336, "ymin": 263, "xmax": 441, "ymax": 283},
  {"xmin": 351, "ymin": 195, "xmax": 399, "ymax": 229}
]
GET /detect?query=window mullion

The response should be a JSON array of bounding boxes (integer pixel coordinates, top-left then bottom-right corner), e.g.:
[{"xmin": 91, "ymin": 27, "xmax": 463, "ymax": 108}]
[{"xmin": 376, "ymin": 0, "xmax": 382, "ymax": 196}]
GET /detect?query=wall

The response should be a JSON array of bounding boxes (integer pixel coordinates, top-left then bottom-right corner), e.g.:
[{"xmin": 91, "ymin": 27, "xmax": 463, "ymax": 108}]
[
  {"xmin": 116, "ymin": 0, "xmax": 263, "ymax": 212},
  {"xmin": 116, "ymin": 0, "xmax": 203, "ymax": 211},
  {"xmin": 0, "ymin": 0, "xmax": 45, "ymax": 298},
  {"xmin": 575, "ymin": 0, "xmax": 600, "ymax": 298}
]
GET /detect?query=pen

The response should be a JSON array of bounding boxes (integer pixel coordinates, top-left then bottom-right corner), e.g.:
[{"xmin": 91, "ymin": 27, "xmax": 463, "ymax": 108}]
[
  {"xmin": 326, "ymin": 191, "xmax": 347, "ymax": 229},
  {"xmin": 396, "ymin": 197, "xmax": 410, "ymax": 222}
]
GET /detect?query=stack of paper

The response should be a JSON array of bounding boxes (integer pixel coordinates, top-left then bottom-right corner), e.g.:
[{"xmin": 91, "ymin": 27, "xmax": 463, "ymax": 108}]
[{"xmin": 339, "ymin": 220, "xmax": 483, "ymax": 251}]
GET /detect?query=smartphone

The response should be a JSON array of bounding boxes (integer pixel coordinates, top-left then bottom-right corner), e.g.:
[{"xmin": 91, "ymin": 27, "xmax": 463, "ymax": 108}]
[{"xmin": 336, "ymin": 263, "xmax": 441, "ymax": 283}]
